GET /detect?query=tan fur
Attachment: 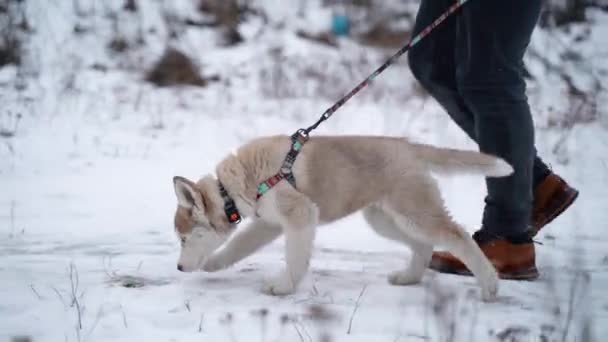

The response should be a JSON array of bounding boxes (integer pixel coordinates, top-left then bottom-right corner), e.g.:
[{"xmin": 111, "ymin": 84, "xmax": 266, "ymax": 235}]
[
  {"xmin": 174, "ymin": 206, "xmax": 194, "ymax": 235},
  {"xmin": 173, "ymin": 135, "xmax": 511, "ymax": 301}
]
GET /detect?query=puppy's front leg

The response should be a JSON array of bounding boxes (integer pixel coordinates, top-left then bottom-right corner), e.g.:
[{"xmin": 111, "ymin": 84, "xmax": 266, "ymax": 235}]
[
  {"xmin": 203, "ymin": 219, "xmax": 281, "ymax": 272},
  {"xmin": 262, "ymin": 188, "xmax": 319, "ymax": 296}
]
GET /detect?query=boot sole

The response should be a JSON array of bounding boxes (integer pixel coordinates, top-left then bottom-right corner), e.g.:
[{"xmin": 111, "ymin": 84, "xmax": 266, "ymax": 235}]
[
  {"xmin": 531, "ymin": 188, "xmax": 579, "ymax": 237},
  {"xmin": 430, "ymin": 264, "xmax": 540, "ymax": 280},
  {"xmin": 498, "ymin": 265, "xmax": 539, "ymax": 280}
]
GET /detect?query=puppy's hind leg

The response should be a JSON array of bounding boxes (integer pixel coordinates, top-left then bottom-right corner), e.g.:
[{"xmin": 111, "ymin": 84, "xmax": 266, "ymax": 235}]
[
  {"xmin": 262, "ymin": 186, "xmax": 319, "ymax": 296},
  {"xmin": 433, "ymin": 221, "xmax": 498, "ymax": 301},
  {"xmin": 386, "ymin": 176, "xmax": 499, "ymax": 302},
  {"xmin": 362, "ymin": 205, "xmax": 432, "ymax": 285}
]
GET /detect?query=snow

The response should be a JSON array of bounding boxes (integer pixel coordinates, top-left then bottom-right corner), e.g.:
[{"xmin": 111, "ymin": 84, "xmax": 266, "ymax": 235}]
[{"xmin": 1, "ymin": 1, "xmax": 607, "ymax": 341}]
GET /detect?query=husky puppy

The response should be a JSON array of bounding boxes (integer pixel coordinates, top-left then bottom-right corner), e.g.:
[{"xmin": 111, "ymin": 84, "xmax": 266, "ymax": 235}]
[{"xmin": 173, "ymin": 135, "xmax": 512, "ymax": 301}]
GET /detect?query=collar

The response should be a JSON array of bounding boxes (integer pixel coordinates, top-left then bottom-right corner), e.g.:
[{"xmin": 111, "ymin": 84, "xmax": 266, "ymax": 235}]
[{"xmin": 218, "ymin": 181, "xmax": 242, "ymax": 225}]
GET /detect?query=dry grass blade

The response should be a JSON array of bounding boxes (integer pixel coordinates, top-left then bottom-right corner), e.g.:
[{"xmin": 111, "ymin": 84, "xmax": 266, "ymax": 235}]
[
  {"xmin": 198, "ymin": 313, "xmax": 204, "ymax": 333},
  {"xmin": 50, "ymin": 285, "xmax": 66, "ymax": 307},
  {"xmin": 9, "ymin": 200, "xmax": 15, "ymax": 237},
  {"xmin": 68, "ymin": 262, "xmax": 83, "ymax": 340},
  {"xmin": 347, "ymin": 284, "xmax": 368, "ymax": 334},
  {"xmin": 29, "ymin": 284, "xmax": 42, "ymax": 300},
  {"xmin": 293, "ymin": 322, "xmax": 305, "ymax": 342},
  {"xmin": 120, "ymin": 305, "xmax": 128, "ymax": 329}
]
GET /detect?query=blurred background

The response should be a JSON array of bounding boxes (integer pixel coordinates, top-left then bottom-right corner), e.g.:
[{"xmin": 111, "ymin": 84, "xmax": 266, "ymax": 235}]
[
  {"xmin": 1, "ymin": 0, "xmax": 607, "ymax": 143},
  {"xmin": 1, "ymin": 0, "xmax": 607, "ymax": 134}
]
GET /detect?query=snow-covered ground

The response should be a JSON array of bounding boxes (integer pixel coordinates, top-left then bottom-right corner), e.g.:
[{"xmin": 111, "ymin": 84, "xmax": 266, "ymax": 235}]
[{"xmin": 1, "ymin": 1, "xmax": 607, "ymax": 341}]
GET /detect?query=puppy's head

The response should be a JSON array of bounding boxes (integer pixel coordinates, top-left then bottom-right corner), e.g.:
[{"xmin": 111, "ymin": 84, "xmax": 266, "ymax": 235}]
[{"xmin": 173, "ymin": 176, "xmax": 234, "ymax": 272}]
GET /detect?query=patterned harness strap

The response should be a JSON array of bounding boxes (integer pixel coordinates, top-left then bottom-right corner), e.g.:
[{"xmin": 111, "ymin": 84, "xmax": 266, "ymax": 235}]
[{"xmin": 257, "ymin": 129, "xmax": 309, "ymax": 199}]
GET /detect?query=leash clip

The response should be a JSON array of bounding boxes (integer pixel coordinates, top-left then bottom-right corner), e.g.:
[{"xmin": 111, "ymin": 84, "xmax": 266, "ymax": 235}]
[{"xmin": 294, "ymin": 128, "xmax": 309, "ymax": 143}]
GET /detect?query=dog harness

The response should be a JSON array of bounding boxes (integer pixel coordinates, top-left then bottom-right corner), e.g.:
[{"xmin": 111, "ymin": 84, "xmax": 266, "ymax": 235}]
[
  {"xmin": 218, "ymin": 130, "xmax": 309, "ymax": 225},
  {"xmin": 256, "ymin": 130, "xmax": 309, "ymax": 199}
]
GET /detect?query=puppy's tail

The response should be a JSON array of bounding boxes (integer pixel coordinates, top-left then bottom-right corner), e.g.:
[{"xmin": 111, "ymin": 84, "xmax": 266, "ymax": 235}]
[{"xmin": 411, "ymin": 143, "xmax": 513, "ymax": 177}]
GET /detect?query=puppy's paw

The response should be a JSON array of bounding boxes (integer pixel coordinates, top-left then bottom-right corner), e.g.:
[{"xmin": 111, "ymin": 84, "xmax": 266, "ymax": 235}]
[
  {"xmin": 201, "ymin": 256, "xmax": 226, "ymax": 272},
  {"xmin": 481, "ymin": 285, "xmax": 498, "ymax": 302},
  {"xmin": 262, "ymin": 273, "xmax": 295, "ymax": 296},
  {"xmin": 481, "ymin": 273, "xmax": 499, "ymax": 302},
  {"xmin": 387, "ymin": 269, "xmax": 423, "ymax": 286}
]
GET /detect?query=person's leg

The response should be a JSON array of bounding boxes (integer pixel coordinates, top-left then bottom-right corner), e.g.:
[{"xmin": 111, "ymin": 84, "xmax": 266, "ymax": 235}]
[
  {"xmin": 408, "ymin": 0, "xmax": 551, "ymax": 190},
  {"xmin": 454, "ymin": 0, "xmax": 542, "ymax": 238},
  {"xmin": 412, "ymin": 0, "xmax": 580, "ymax": 279},
  {"xmin": 408, "ymin": 0, "xmax": 470, "ymax": 134}
]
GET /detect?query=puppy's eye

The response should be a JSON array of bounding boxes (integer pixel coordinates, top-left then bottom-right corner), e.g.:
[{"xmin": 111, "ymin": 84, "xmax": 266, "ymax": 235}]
[{"xmin": 180, "ymin": 237, "xmax": 186, "ymax": 245}]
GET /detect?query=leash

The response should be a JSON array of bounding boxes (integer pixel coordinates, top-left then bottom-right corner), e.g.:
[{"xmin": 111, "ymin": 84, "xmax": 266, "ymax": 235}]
[
  {"xmin": 255, "ymin": 0, "xmax": 469, "ymax": 202},
  {"xmin": 302, "ymin": 0, "xmax": 469, "ymax": 137},
  {"xmin": 222, "ymin": 1, "xmax": 470, "ymax": 221}
]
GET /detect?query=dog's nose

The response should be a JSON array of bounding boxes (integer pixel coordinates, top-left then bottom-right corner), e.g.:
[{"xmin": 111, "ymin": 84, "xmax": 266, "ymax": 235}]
[{"xmin": 177, "ymin": 264, "xmax": 184, "ymax": 272}]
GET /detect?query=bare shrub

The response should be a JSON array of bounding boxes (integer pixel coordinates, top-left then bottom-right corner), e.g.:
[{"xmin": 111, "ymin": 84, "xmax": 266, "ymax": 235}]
[
  {"xmin": 108, "ymin": 36, "xmax": 129, "ymax": 53},
  {"xmin": 540, "ymin": 0, "xmax": 587, "ymax": 27},
  {"xmin": 107, "ymin": 9, "xmax": 130, "ymax": 54},
  {"xmin": 145, "ymin": 48, "xmax": 207, "ymax": 87},
  {"xmin": 123, "ymin": 0, "xmax": 137, "ymax": 12},
  {"xmin": 0, "ymin": 111, "xmax": 22, "ymax": 138},
  {"xmin": 306, "ymin": 304, "xmax": 340, "ymax": 342},
  {"xmin": 551, "ymin": 78, "xmax": 600, "ymax": 129},
  {"xmin": 0, "ymin": 0, "xmax": 28, "ymax": 67},
  {"xmin": 198, "ymin": 0, "xmax": 249, "ymax": 27},
  {"xmin": 218, "ymin": 26, "xmax": 244, "ymax": 47},
  {"xmin": 425, "ymin": 278, "xmax": 458, "ymax": 342},
  {"xmin": 161, "ymin": 9, "xmax": 186, "ymax": 41},
  {"xmin": 103, "ymin": 1, "xmax": 146, "ymax": 57},
  {"xmin": 197, "ymin": 0, "xmax": 269, "ymax": 46},
  {"xmin": 198, "ymin": 0, "xmax": 248, "ymax": 45},
  {"xmin": 495, "ymin": 325, "xmax": 532, "ymax": 341},
  {"xmin": 527, "ymin": 31, "xmax": 604, "ymax": 130},
  {"xmin": 10, "ymin": 337, "xmax": 32, "ymax": 342}
]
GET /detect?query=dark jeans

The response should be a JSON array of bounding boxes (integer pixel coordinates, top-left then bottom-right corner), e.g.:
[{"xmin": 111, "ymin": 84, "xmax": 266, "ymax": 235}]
[{"xmin": 408, "ymin": 0, "xmax": 550, "ymax": 237}]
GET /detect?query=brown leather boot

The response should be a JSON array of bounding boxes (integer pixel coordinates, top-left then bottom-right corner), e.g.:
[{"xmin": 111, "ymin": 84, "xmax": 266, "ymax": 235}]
[
  {"xmin": 430, "ymin": 237, "xmax": 539, "ymax": 280},
  {"xmin": 530, "ymin": 173, "xmax": 579, "ymax": 236},
  {"xmin": 429, "ymin": 172, "xmax": 578, "ymax": 280}
]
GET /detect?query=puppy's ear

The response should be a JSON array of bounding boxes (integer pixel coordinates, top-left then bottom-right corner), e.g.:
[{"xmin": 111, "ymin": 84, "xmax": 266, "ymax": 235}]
[{"xmin": 173, "ymin": 176, "xmax": 205, "ymax": 211}]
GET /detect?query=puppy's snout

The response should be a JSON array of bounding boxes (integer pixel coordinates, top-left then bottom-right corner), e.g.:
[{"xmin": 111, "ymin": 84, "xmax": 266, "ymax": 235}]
[{"xmin": 177, "ymin": 264, "xmax": 184, "ymax": 272}]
